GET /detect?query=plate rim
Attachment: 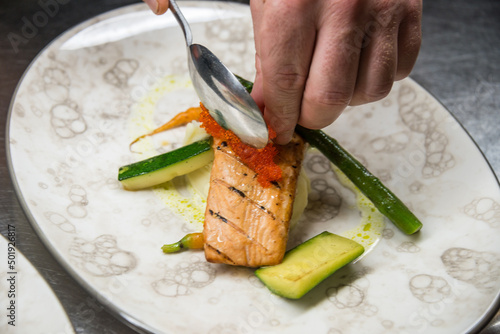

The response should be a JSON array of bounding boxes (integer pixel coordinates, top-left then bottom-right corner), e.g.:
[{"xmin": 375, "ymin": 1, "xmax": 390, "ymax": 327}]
[
  {"xmin": 0, "ymin": 234, "xmax": 76, "ymax": 333},
  {"xmin": 4, "ymin": 1, "xmax": 500, "ymax": 333}
]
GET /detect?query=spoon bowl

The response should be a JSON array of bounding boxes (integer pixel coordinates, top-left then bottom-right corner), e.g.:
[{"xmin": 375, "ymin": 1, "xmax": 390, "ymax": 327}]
[{"xmin": 168, "ymin": 0, "xmax": 268, "ymax": 148}]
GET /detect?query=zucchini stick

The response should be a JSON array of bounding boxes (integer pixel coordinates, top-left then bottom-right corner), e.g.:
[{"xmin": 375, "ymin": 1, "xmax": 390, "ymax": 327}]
[
  {"xmin": 236, "ymin": 75, "xmax": 422, "ymax": 235},
  {"xmin": 295, "ymin": 126, "xmax": 422, "ymax": 235},
  {"xmin": 162, "ymin": 233, "xmax": 204, "ymax": 253}
]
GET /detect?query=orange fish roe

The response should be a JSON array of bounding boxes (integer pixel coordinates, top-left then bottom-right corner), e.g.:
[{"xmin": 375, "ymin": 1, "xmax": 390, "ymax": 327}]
[{"xmin": 198, "ymin": 103, "xmax": 282, "ymax": 187}]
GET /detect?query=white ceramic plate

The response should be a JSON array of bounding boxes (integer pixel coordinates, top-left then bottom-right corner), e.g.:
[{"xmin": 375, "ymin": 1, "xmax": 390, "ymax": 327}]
[
  {"xmin": 0, "ymin": 234, "xmax": 74, "ymax": 334},
  {"xmin": 7, "ymin": 2, "xmax": 500, "ymax": 333}
]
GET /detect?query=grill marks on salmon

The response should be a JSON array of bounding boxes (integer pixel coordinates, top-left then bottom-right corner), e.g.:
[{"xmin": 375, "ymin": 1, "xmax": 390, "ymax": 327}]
[{"xmin": 203, "ymin": 134, "xmax": 306, "ymax": 267}]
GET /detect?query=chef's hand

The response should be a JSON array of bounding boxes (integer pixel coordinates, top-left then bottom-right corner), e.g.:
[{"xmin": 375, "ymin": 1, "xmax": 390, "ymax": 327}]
[
  {"xmin": 144, "ymin": 0, "xmax": 422, "ymax": 145},
  {"xmin": 143, "ymin": 0, "xmax": 169, "ymax": 14},
  {"xmin": 250, "ymin": 0, "xmax": 422, "ymax": 144}
]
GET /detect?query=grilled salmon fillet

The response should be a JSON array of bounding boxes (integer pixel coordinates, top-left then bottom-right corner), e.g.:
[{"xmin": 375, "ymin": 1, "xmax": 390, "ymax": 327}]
[{"xmin": 203, "ymin": 133, "xmax": 306, "ymax": 267}]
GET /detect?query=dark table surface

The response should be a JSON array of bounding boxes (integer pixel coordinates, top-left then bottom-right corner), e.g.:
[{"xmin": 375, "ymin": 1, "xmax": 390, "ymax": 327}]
[{"xmin": 1, "ymin": 0, "xmax": 499, "ymax": 333}]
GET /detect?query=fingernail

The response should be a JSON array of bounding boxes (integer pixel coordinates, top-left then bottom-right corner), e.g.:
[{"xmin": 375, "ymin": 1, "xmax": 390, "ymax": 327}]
[{"xmin": 144, "ymin": 0, "xmax": 159, "ymax": 14}]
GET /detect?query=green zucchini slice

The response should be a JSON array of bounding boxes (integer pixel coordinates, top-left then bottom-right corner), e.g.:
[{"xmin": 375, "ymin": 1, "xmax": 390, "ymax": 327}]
[
  {"xmin": 118, "ymin": 139, "xmax": 213, "ymax": 190},
  {"xmin": 255, "ymin": 231, "xmax": 364, "ymax": 299}
]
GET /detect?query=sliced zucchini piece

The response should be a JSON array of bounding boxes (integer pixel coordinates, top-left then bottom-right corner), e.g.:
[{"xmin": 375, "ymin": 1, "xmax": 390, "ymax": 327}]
[
  {"xmin": 118, "ymin": 139, "xmax": 213, "ymax": 190},
  {"xmin": 255, "ymin": 231, "xmax": 364, "ymax": 299}
]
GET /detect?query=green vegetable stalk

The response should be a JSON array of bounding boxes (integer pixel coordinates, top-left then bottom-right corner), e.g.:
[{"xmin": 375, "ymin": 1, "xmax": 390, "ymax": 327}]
[
  {"xmin": 295, "ymin": 126, "xmax": 423, "ymax": 235},
  {"xmin": 236, "ymin": 75, "xmax": 422, "ymax": 235}
]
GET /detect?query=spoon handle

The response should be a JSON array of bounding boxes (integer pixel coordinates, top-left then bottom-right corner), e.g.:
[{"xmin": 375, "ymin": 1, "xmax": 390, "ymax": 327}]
[{"xmin": 168, "ymin": 0, "xmax": 193, "ymax": 46}]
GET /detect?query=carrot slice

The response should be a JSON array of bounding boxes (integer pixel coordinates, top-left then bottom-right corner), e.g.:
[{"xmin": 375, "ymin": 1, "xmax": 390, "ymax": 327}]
[{"xmin": 129, "ymin": 106, "xmax": 202, "ymax": 150}]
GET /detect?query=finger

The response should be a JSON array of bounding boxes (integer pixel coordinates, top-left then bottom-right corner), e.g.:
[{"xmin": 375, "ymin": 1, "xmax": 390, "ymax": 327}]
[
  {"xmin": 143, "ymin": 0, "xmax": 169, "ymax": 15},
  {"xmin": 251, "ymin": 54, "xmax": 265, "ymax": 111},
  {"xmin": 249, "ymin": 0, "xmax": 265, "ymax": 110},
  {"xmin": 257, "ymin": 0, "xmax": 317, "ymax": 144},
  {"xmin": 395, "ymin": 0, "xmax": 422, "ymax": 80},
  {"xmin": 250, "ymin": 0, "xmax": 264, "ymax": 49},
  {"xmin": 350, "ymin": 18, "xmax": 398, "ymax": 106},
  {"xmin": 298, "ymin": 2, "xmax": 365, "ymax": 129},
  {"xmin": 157, "ymin": 0, "xmax": 169, "ymax": 15}
]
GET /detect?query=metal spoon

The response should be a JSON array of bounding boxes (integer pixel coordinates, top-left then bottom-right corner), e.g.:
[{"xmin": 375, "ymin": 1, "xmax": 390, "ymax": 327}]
[{"xmin": 168, "ymin": 0, "xmax": 269, "ymax": 149}]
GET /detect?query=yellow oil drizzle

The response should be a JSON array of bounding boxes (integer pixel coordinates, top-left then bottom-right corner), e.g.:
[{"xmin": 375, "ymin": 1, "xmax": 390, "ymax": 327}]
[
  {"xmin": 128, "ymin": 74, "xmax": 205, "ymax": 230},
  {"xmin": 332, "ymin": 164, "xmax": 386, "ymax": 252},
  {"xmin": 128, "ymin": 75, "xmax": 192, "ymax": 156},
  {"xmin": 152, "ymin": 182, "xmax": 205, "ymax": 231}
]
